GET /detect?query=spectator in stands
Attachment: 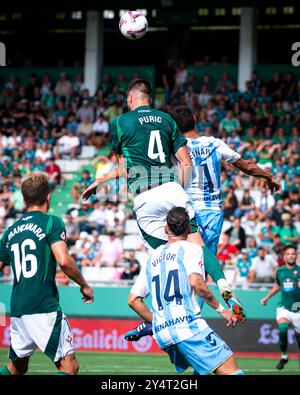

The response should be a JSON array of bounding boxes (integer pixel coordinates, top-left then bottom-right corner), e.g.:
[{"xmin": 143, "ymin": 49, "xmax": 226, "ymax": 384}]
[
  {"xmin": 258, "ymin": 215, "xmax": 280, "ymax": 247},
  {"xmin": 77, "ymin": 115, "xmax": 93, "ymax": 144},
  {"xmin": 76, "ymin": 99, "xmax": 94, "ymax": 123},
  {"xmin": 71, "ymin": 170, "xmax": 93, "ymax": 203},
  {"xmin": 225, "ymin": 216, "xmax": 246, "ymax": 250},
  {"xmin": 232, "ymin": 249, "xmax": 252, "ymax": 289},
  {"xmin": 223, "ymin": 187, "xmax": 239, "ymax": 220},
  {"xmin": 162, "ymin": 58, "xmax": 176, "ymax": 104},
  {"xmin": 255, "ymin": 187, "xmax": 276, "ymax": 214},
  {"xmin": 64, "ymin": 213, "xmax": 80, "ymax": 247},
  {"xmin": 71, "ymin": 232, "xmax": 91, "ymax": 267},
  {"xmin": 55, "ymin": 129, "xmax": 80, "ymax": 159},
  {"xmin": 120, "ymin": 250, "xmax": 140, "ymax": 280},
  {"xmin": 279, "ymin": 213, "xmax": 300, "ymax": 247},
  {"xmin": 81, "ymin": 231, "xmax": 102, "ymax": 267},
  {"xmin": 79, "ymin": 202, "xmax": 105, "ymax": 234},
  {"xmin": 45, "ymin": 157, "xmax": 61, "ymax": 190},
  {"xmin": 248, "ymin": 246, "xmax": 277, "ymax": 284},
  {"xmin": 217, "ymin": 233, "xmax": 239, "ymax": 266},
  {"xmin": 219, "ymin": 110, "xmax": 242, "ymax": 136},
  {"xmin": 54, "ymin": 72, "xmax": 72, "ymax": 98},
  {"xmin": 35, "ymin": 143, "xmax": 51, "ymax": 163},
  {"xmin": 92, "ymin": 231, "xmax": 123, "ymax": 267},
  {"xmin": 91, "ymin": 112, "xmax": 109, "ymax": 147},
  {"xmin": 175, "ymin": 61, "xmax": 188, "ymax": 92}
]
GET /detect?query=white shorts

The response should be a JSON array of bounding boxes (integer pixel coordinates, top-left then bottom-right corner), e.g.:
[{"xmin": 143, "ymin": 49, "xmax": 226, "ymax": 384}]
[
  {"xmin": 134, "ymin": 182, "xmax": 196, "ymax": 251},
  {"xmin": 276, "ymin": 307, "xmax": 300, "ymax": 333},
  {"xmin": 9, "ymin": 310, "xmax": 74, "ymax": 362}
]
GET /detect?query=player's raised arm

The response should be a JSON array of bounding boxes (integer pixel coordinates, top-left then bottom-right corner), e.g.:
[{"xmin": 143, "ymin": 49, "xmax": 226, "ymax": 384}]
[
  {"xmin": 51, "ymin": 241, "xmax": 94, "ymax": 303},
  {"xmin": 188, "ymin": 272, "xmax": 237, "ymax": 327},
  {"xmin": 233, "ymin": 157, "xmax": 281, "ymax": 193}
]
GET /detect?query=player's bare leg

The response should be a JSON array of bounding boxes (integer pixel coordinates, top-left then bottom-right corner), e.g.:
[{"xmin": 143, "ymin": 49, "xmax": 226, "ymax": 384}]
[
  {"xmin": 3, "ymin": 357, "xmax": 30, "ymax": 375},
  {"xmin": 55, "ymin": 353, "xmax": 79, "ymax": 375},
  {"xmin": 214, "ymin": 355, "xmax": 244, "ymax": 375}
]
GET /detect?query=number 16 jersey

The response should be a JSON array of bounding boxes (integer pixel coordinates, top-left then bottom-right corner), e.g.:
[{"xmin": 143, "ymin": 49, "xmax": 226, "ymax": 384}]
[
  {"xmin": 0, "ymin": 211, "xmax": 66, "ymax": 317},
  {"xmin": 131, "ymin": 241, "xmax": 208, "ymax": 349}
]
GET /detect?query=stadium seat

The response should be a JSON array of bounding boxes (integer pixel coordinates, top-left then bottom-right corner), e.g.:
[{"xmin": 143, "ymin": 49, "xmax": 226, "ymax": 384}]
[
  {"xmin": 124, "ymin": 220, "xmax": 139, "ymax": 235},
  {"xmin": 79, "ymin": 145, "xmax": 97, "ymax": 159},
  {"xmin": 123, "ymin": 235, "xmax": 143, "ymax": 250},
  {"xmin": 135, "ymin": 251, "xmax": 150, "ymax": 266}
]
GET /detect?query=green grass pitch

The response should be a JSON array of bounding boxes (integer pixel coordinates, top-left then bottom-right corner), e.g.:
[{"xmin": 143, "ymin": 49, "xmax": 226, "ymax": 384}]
[{"xmin": 0, "ymin": 349, "xmax": 299, "ymax": 375}]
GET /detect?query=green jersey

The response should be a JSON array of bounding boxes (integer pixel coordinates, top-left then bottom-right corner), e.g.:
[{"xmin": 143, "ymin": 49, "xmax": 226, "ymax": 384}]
[
  {"xmin": 276, "ymin": 265, "xmax": 300, "ymax": 311},
  {"xmin": 0, "ymin": 211, "xmax": 66, "ymax": 317},
  {"xmin": 111, "ymin": 105, "xmax": 186, "ymax": 195}
]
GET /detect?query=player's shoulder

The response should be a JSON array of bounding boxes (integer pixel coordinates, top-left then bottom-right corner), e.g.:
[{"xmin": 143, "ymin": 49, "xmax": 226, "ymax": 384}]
[
  {"xmin": 46, "ymin": 214, "xmax": 65, "ymax": 229},
  {"xmin": 276, "ymin": 266, "xmax": 286, "ymax": 274},
  {"xmin": 177, "ymin": 240, "xmax": 203, "ymax": 254},
  {"xmin": 191, "ymin": 135, "xmax": 220, "ymax": 146}
]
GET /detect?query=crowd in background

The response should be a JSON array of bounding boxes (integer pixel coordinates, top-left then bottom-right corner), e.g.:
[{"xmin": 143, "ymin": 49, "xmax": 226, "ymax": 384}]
[{"xmin": 0, "ymin": 62, "xmax": 299, "ymax": 286}]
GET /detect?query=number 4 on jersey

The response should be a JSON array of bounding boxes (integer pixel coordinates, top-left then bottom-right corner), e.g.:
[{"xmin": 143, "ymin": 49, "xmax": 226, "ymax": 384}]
[{"xmin": 147, "ymin": 130, "xmax": 166, "ymax": 163}]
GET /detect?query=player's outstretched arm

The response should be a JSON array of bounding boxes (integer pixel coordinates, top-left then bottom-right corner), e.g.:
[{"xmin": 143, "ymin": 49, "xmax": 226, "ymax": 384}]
[
  {"xmin": 51, "ymin": 241, "xmax": 94, "ymax": 303},
  {"xmin": 128, "ymin": 293, "xmax": 153, "ymax": 323},
  {"xmin": 260, "ymin": 283, "xmax": 281, "ymax": 305},
  {"xmin": 233, "ymin": 158, "xmax": 281, "ymax": 193},
  {"xmin": 175, "ymin": 146, "xmax": 192, "ymax": 188},
  {"xmin": 189, "ymin": 272, "xmax": 237, "ymax": 327}
]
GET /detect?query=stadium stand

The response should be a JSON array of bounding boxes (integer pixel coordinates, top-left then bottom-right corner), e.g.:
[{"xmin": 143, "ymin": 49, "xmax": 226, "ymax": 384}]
[{"xmin": 0, "ymin": 65, "xmax": 299, "ymax": 288}]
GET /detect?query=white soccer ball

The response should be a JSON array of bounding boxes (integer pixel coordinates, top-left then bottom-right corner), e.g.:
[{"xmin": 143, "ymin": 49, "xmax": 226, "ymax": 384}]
[{"xmin": 119, "ymin": 11, "xmax": 148, "ymax": 40}]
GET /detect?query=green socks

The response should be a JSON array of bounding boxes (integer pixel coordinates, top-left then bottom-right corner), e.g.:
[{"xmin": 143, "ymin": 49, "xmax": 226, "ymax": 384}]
[
  {"xmin": 57, "ymin": 372, "xmax": 71, "ymax": 375},
  {"xmin": 0, "ymin": 366, "xmax": 12, "ymax": 375},
  {"xmin": 278, "ymin": 323, "xmax": 289, "ymax": 355},
  {"xmin": 202, "ymin": 246, "xmax": 225, "ymax": 282}
]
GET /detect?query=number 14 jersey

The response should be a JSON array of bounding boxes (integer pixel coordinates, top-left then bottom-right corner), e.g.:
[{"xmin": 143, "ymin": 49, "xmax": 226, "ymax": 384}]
[{"xmin": 131, "ymin": 241, "xmax": 208, "ymax": 348}]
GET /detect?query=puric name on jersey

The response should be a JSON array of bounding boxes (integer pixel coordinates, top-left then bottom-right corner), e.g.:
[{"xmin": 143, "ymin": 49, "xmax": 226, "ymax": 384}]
[
  {"xmin": 151, "ymin": 252, "xmax": 177, "ymax": 267},
  {"xmin": 138, "ymin": 115, "xmax": 162, "ymax": 125},
  {"xmin": 154, "ymin": 314, "xmax": 195, "ymax": 333},
  {"xmin": 6, "ymin": 223, "xmax": 46, "ymax": 245}
]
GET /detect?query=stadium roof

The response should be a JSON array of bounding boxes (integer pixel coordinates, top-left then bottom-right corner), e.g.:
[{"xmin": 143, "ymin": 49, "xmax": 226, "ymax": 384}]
[{"xmin": 0, "ymin": 0, "xmax": 297, "ymax": 10}]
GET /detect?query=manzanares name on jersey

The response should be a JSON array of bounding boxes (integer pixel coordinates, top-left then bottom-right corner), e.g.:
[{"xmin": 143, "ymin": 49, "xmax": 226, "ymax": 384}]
[{"xmin": 5, "ymin": 218, "xmax": 46, "ymax": 246}]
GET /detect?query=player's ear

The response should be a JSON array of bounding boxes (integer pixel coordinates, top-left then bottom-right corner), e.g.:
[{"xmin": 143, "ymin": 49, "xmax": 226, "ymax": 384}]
[{"xmin": 164, "ymin": 224, "xmax": 169, "ymax": 235}]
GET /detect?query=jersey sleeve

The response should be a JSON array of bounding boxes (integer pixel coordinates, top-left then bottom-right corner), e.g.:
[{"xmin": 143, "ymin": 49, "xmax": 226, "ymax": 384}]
[
  {"xmin": 48, "ymin": 216, "xmax": 67, "ymax": 245},
  {"xmin": 184, "ymin": 245, "xmax": 205, "ymax": 277},
  {"xmin": 130, "ymin": 262, "xmax": 149, "ymax": 298},
  {"xmin": 111, "ymin": 117, "xmax": 122, "ymax": 155},
  {"xmin": 170, "ymin": 118, "xmax": 187, "ymax": 154},
  {"xmin": 216, "ymin": 138, "xmax": 241, "ymax": 164},
  {"xmin": 0, "ymin": 231, "xmax": 10, "ymax": 266}
]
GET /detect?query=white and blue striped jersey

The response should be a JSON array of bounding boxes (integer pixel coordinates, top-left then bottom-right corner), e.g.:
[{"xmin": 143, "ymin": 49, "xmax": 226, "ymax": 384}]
[
  {"xmin": 130, "ymin": 241, "xmax": 208, "ymax": 349},
  {"xmin": 185, "ymin": 136, "xmax": 240, "ymax": 211}
]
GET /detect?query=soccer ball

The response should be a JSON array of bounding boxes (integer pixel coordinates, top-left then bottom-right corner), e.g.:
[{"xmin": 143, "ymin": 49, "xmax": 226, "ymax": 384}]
[{"xmin": 119, "ymin": 11, "xmax": 148, "ymax": 40}]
